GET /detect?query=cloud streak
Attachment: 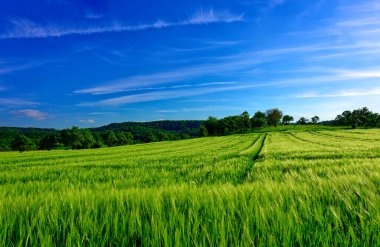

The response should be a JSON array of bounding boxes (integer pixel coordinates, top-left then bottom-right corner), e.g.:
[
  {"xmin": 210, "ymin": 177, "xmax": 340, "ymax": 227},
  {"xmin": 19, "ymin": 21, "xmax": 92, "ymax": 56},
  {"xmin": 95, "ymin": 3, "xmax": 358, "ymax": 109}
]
[
  {"xmin": 0, "ymin": 98, "xmax": 39, "ymax": 107},
  {"xmin": 0, "ymin": 9, "xmax": 244, "ymax": 39},
  {"xmin": 295, "ymin": 88, "xmax": 380, "ymax": 98},
  {"xmin": 79, "ymin": 119, "xmax": 95, "ymax": 123},
  {"xmin": 11, "ymin": 109, "xmax": 47, "ymax": 120}
]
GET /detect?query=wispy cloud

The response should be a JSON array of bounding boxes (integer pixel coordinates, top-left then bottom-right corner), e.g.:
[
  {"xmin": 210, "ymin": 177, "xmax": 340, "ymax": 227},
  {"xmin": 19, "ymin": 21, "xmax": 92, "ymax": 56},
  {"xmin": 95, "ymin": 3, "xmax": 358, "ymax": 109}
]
[
  {"xmin": 0, "ymin": 9, "xmax": 244, "ymax": 39},
  {"xmin": 295, "ymin": 87, "xmax": 380, "ymax": 98},
  {"xmin": 0, "ymin": 59, "xmax": 51, "ymax": 75},
  {"xmin": 78, "ymin": 87, "xmax": 224, "ymax": 106},
  {"xmin": 339, "ymin": 1, "xmax": 380, "ymax": 13},
  {"xmin": 0, "ymin": 98, "xmax": 39, "ymax": 107},
  {"xmin": 269, "ymin": 0, "xmax": 285, "ymax": 8},
  {"xmin": 84, "ymin": 9, "xmax": 104, "ymax": 19},
  {"xmin": 79, "ymin": 119, "xmax": 95, "ymax": 123},
  {"xmin": 336, "ymin": 18, "xmax": 380, "ymax": 27},
  {"xmin": 75, "ymin": 79, "xmax": 237, "ymax": 95},
  {"xmin": 11, "ymin": 109, "xmax": 47, "ymax": 120},
  {"xmin": 156, "ymin": 105, "xmax": 242, "ymax": 113}
]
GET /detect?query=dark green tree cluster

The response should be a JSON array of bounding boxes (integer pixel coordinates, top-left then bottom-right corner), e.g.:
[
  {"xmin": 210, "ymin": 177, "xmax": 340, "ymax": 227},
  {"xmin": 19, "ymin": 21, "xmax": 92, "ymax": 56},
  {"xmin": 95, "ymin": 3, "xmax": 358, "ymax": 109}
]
[
  {"xmin": 295, "ymin": 116, "xmax": 320, "ymax": 125},
  {"xmin": 203, "ymin": 111, "xmax": 252, "ymax": 136},
  {"xmin": 11, "ymin": 134, "xmax": 35, "ymax": 152},
  {"xmin": 203, "ymin": 108, "xmax": 290, "ymax": 135},
  {"xmin": 60, "ymin": 127, "xmax": 135, "ymax": 149},
  {"xmin": 250, "ymin": 109, "xmax": 285, "ymax": 129},
  {"xmin": 335, "ymin": 107, "xmax": 380, "ymax": 128},
  {"xmin": 1, "ymin": 121, "xmax": 203, "ymax": 151}
]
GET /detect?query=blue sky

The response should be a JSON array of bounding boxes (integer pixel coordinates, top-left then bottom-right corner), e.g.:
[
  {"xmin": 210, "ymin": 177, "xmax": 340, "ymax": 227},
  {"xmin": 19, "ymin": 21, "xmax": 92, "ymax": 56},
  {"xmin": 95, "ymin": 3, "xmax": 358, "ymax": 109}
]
[{"xmin": 1, "ymin": 0, "xmax": 380, "ymax": 128}]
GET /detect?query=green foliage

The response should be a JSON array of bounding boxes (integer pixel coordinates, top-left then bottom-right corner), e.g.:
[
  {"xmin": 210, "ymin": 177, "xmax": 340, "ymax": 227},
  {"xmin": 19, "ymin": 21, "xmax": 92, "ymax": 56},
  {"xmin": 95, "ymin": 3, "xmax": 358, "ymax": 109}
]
[
  {"xmin": 251, "ymin": 111, "xmax": 267, "ymax": 129},
  {"xmin": 116, "ymin": 131, "xmax": 133, "ymax": 145},
  {"xmin": 241, "ymin": 111, "xmax": 250, "ymax": 131},
  {"xmin": 266, "ymin": 108, "xmax": 283, "ymax": 127},
  {"xmin": 61, "ymin": 127, "xmax": 95, "ymax": 149},
  {"xmin": 103, "ymin": 131, "xmax": 118, "ymax": 147},
  {"xmin": 297, "ymin": 117, "xmax": 309, "ymax": 125},
  {"xmin": 198, "ymin": 124, "xmax": 208, "ymax": 137},
  {"xmin": 1, "ymin": 129, "xmax": 380, "ymax": 245},
  {"xmin": 38, "ymin": 134, "xmax": 59, "ymax": 150},
  {"xmin": 282, "ymin": 115, "xmax": 294, "ymax": 125},
  {"xmin": 11, "ymin": 134, "xmax": 34, "ymax": 152},
  {"xmin": 311, "ymin": 115, "xmax": 320, "ymax": 124},
  {"xmin": 335, "ymin": 107, "xmax": 380, "ymax": 128}
]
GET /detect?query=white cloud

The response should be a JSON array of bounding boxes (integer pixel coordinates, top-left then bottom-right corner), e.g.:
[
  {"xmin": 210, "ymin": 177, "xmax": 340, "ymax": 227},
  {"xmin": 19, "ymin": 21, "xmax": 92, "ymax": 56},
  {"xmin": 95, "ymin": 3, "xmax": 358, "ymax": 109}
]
[
  {"xmin": 0, "ymin": 98, "xmax": 39, "ymax": 106},
  {"xmin": 0, "ymin": 9, "xmax": 243, "ymax": 39},
  {"xmin": 84, "ymin": 9, "xmax": 104, "ymax": 19},
  {"xmin": 339, "ymin": 1, "xmax": 380, "ymax": 13},
  {"xmin": 12, "ymin": 109, "xmax": 47, "ymax": 120},
  {"xmin": 185, "ymin": 9, "xmax": 244, "ymax": 24},
  {"xmin": 295, "ymin": 87, "xmax": 380, "ymax": 98},
  {"xmin": 336, "ymin": 18, "xmax": 380, "ymax": 27},
  {"xmin": 79, "ymin": 119, "xmax": 95, "ymax": 123}
]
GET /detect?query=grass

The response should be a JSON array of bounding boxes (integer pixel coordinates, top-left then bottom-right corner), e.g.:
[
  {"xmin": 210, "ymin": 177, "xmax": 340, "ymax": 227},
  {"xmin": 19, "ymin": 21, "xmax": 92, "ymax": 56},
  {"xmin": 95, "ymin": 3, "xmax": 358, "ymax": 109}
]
[{"xmin": 0, "ymin": 129, "xmax": 380, "ymax": 246}]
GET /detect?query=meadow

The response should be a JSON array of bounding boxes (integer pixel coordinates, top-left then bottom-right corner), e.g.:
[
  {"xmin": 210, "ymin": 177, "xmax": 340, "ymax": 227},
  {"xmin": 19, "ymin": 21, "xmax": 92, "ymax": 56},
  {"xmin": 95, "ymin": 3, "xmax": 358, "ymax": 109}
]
[{"xmin": 0, "ymin": 128, "xmax": 380, "ymax": 246}]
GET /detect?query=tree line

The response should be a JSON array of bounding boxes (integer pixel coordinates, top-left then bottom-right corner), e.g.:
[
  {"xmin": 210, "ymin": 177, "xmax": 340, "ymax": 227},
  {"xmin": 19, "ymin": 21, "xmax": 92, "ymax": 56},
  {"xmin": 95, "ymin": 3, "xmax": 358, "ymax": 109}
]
[
  {"xmin": 200, "ymin": 108, "xmax": 321, "ymax": 136},
  {"xmin": 2, "ymin": 121, "xmax": 201, "ymax": 152},
  {"xmin": 4, "ymin": 107, "xmax": 380, "ymax": 152},
  {"xmin": 334, "ymin": 107, "xmax": 380, "ymax": 128}
]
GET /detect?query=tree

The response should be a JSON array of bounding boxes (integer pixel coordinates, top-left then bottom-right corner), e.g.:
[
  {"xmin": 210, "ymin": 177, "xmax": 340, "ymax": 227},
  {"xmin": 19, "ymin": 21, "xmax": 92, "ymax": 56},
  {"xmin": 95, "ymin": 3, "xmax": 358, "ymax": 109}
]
[
  {"xmin": 61, "ymin": 127, "xmax": 95, "ymax": 149},
  {"xmin": 11, "ymin": 134, "xmax": 34, "ymax": 152},
  {"xmin": 251, "ymin": 111, "xmax": 267, "ymax": 129},
  {"xmin": 103, "ymin": 130, "xmax": 118, "ymax": 147},
  {"xmin": 116, "ymin": 132, "xmax": 133, "ymax": 145},
  {"xmin": 241, "ymin": 111, "xmax": 250, "ymax": 131},
  {"xmin": 335, "ymin": 107, "xmax": 380, "ymax": 128},
  {"xmin": 143, "ymin": 131, "xmax": 157, "ymax": 143},
  {"xmin": 199, "ymin": 125, "xmax": 208, "ymax": 137},
  {"xmin": 311, "ymin": 116, "xmax": 320, "ymax": 124},
  {"xmin": 38, "ymin": 134, "xmax": 59, "ymax": 150},
  {"xmin": 282, "ymin": 115, "xmax": 294, "ymax": 125},
  {"xmin": 204, "ymin": 116, "xmax": 218, "ymax": 135},
  {"xmin": 266, "ymin": 108, "xmax": 283, "ymax": 127},
  {"xmin": 297, "ymin": 117, "xmax": 309, "ymax": 125}
]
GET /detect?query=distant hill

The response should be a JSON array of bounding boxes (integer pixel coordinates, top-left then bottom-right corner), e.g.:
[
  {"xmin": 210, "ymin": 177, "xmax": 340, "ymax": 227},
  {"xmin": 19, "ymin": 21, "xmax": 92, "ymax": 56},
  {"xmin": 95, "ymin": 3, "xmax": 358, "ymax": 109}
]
[
  {"xmin": 0, "ymin": 120, "xmax": 204, "ymax": 151},
  {"xmin": 91, "ymin": 120, "xmax": 204, "ymax": 141}
]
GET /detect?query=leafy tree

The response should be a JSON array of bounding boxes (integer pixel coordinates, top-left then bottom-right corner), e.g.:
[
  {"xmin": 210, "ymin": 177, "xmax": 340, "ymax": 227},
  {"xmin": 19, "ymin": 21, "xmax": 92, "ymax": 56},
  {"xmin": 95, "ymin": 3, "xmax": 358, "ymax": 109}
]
[
  {"xmin": 266, "ymin": 108, "xmax": 283, "ymax": 127},
  {"xmin": 241, "ymin": 111, "xmax": 250, "ymax": 131},
  {"xmin": 143, "ymin": 131, "xmax": 157, "ymax": 143},
  {"xmin": 251, "ymin": 111, "xmax": 267, "ymax": 129},
  {"xmin": 116, "ymin": 132, "xmax": 133, "ymax": 145},
  {"xmin": 311, "ymin": 116, "xmax": 320, "ymax": 124},
  {"xmin": 199, "ymin": 125, "xmax": 208, "ymax": 137},
  {"xmin": 204, "ymin": 116, "xmax": 218, "ymax": 135},
  {"xmin": 103, "ymin": 130, "xmax": 118, "ymax": 147},
  {"xmin": 11, "ymin": 134, "xmax": 34, "ymax": 152},
  {"xmin": 282, "ymin": 115, "xmax": 294, "ymax": 125},
  {"xmin": 38, "ymin": 134, "xmax": 59, "ymax": 150},
  {"xmin": 297, "ymin": 117, "xmax": 309, "ymax": 125},
  {"xmin": 92, "ymin": 132, "xmax": 104, "ymax": 148},
  {"xmin": 61, "ymin": 127, "xmax": 95, "ymax": 149}
]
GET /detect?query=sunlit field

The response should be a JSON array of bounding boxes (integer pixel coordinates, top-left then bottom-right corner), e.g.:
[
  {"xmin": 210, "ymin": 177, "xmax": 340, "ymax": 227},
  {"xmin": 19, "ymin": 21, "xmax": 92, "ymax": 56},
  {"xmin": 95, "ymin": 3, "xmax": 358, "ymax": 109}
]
[{"xmin": 1, "ymin": 129, "xmax": 380, "ymax": 246}]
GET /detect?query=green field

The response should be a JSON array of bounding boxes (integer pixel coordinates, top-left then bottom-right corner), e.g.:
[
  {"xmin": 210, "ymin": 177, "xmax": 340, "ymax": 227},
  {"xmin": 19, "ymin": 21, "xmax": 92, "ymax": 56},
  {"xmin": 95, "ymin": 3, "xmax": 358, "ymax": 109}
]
[{"xmin": 1, "ymin": 129, "xmax": 380, "ymax": 246}]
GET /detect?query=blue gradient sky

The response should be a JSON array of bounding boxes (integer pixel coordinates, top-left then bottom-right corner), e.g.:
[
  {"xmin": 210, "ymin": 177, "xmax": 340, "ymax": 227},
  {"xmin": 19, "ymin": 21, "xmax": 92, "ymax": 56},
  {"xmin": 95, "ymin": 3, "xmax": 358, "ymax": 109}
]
[{"xmin": 1, "ymin": 0, "xmax": 380, "ymax": 128}]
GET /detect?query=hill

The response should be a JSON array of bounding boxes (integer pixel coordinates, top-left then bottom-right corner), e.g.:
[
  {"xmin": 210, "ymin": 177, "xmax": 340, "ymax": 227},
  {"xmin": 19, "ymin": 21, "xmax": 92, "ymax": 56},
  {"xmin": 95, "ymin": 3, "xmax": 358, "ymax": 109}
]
[{"xmin": 0, "ymin": 120, "xmax": 203, "ymax": 151}]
